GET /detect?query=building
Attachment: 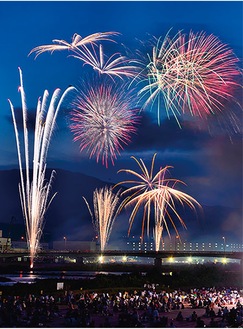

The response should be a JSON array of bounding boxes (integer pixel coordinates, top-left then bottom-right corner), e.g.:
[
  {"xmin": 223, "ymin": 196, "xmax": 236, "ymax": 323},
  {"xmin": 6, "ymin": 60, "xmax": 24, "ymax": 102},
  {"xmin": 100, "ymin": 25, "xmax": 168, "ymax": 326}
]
[
  {"xmin": 0, "ymin": 230, "xmax": 11, "ymax": 252},
  {"xmin": 124, "ymin": 235, "xmax": 243, "ymax": 252}
]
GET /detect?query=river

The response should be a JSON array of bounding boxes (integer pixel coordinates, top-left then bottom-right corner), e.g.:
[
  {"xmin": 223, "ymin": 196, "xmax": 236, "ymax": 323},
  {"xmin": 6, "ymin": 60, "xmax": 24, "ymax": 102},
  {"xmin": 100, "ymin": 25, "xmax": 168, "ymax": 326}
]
[{"xmin": 0, "ymin": 270, "xmax": 132, "ymax": 286}]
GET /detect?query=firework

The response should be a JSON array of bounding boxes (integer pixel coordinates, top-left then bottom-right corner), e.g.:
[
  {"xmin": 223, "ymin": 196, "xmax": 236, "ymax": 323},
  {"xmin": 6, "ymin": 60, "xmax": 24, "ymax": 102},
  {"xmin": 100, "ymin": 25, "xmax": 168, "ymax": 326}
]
[
  {"xmin": 83, "ymin": 186, "xmax": 121, "ymax": 252},
  {"xmin": 115, "ymin": 154, "xmax": 201, "ymax": 246},
  {"xmin": 115, "ymin": 153, "xmax": 167, "ymax": 238},
  {"xmin": 137, "ymin": 30, "xmax": 242, "ymax": 125},
  {"xmin": 29, "ymin": 32, "xmax": 138, "ymax": 79},
  {"xmin": 29, "ymin": 32, "xmax": 119, "ymax": 57},
  {"xmin": 69, "ymin": 81, "xmax": 140, "ymax": 167},
  {"xmin": 152, "ymin": 185, "xmax": 169, "ymax": 251},
  {"xmin": 154, "ymin": 220, "xmax": 164, "ymax": 252},
  {"xmin": 8, "ymin": 68, "xmax": 74, "ymax": 268}
]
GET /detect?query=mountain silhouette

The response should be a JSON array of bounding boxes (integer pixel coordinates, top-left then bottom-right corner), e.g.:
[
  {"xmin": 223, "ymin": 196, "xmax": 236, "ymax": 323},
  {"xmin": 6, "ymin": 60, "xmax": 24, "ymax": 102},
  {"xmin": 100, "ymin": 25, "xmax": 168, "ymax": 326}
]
[
  {"xmin": 0, "ymin": 169, "xmax": 241, "ymax": 245},
  {"xmin": 0, "ymin": 168, "xmax": 116, "ymax": 242}
]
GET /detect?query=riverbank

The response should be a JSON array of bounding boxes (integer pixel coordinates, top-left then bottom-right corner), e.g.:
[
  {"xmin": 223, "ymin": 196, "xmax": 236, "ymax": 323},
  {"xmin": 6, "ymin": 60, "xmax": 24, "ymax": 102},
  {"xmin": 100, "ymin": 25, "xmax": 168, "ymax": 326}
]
[
  {"xmin": 0, "ymin": 263, "xmax": 242, "ymax": 300},
  {"xmin": 0, "ymin": 285, "xmax": 242, "ymax": 328}
]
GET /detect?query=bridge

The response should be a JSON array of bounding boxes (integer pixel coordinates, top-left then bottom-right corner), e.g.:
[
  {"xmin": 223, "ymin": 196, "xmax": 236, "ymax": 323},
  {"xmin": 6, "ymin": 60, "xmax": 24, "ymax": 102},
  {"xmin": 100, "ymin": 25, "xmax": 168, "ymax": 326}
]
[{"xmin": 0, "ymin": 249, "xmax": 242, "ymax": 268}]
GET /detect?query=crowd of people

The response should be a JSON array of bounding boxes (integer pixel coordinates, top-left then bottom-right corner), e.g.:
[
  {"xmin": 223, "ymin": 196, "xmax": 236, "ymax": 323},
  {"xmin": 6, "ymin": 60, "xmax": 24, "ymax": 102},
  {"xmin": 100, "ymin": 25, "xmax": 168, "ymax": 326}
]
[{"xmin": 0, "ymin": 286, "xmax": 242, "ymax": 327}]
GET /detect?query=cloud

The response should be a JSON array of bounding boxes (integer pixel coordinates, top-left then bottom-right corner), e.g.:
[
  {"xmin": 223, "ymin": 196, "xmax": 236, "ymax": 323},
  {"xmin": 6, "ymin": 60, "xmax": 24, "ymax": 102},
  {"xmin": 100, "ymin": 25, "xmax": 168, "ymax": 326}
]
[
  {"xmin": 221, "ymin": 211, "xmax": 242, "ymax": 237},
  {"xmin": 127, "ymin": 113, "xmax": 210, "ymax": 152},
  {"xmin": 5, "ymin": 107, "xmax": 36, "ymax": 132}
]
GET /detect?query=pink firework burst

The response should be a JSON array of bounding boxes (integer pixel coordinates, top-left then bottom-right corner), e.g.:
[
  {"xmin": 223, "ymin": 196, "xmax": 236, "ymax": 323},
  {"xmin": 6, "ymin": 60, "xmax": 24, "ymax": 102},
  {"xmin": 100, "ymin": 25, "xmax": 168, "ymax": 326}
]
[{"xmin": 70, "ymin": 82, "xmax": 140, "ymax": 167}]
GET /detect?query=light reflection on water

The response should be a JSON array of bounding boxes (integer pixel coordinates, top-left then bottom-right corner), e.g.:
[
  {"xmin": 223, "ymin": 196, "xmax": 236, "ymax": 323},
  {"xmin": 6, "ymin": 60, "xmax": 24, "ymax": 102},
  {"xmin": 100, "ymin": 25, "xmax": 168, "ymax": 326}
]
[{"xmin": 0, "ymin": 270, "xmax": 130, "ymax": 286}]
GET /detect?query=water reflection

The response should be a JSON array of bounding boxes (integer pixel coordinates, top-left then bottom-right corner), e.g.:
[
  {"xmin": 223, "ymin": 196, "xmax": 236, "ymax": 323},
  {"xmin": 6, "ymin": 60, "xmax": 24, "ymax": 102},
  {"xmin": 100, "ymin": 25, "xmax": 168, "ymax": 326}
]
[{"xmin": 0, "ymin": 270, "xmax": 130, "ymax": 286}]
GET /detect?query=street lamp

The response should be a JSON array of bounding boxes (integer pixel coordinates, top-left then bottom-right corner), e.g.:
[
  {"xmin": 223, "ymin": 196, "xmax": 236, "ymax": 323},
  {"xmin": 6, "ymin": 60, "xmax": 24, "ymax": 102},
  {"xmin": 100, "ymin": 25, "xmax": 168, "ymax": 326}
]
[
  {"xmin": 222, "ymin": 236, "xmax": 226, "ymax": 253},
  {"xmin": 187, "ymin": 256, "xmax": 193, "ymax": 263},
  {"xmin": 63, "ymin": 236, "xmax": 67, "ymax": 250},
  {"xmin": 122, "ymin": 255, "xmax": 127, "ymax": 262},
  {"xmin": 168, "ymin": 256, "xmax": 174, "ymax": 263}
]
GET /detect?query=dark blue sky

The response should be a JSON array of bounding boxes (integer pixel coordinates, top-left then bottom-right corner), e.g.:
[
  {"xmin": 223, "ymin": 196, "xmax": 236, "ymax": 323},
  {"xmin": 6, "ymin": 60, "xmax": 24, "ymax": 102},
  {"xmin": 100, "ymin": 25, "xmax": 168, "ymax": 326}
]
[{"xmin": 0, "ymin": 1, "xmax": 242, "ymax": 242}]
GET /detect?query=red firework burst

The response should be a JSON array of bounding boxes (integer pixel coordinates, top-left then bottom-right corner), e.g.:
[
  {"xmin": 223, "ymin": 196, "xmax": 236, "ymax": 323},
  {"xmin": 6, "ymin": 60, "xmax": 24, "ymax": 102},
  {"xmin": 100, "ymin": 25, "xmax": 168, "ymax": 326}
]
[{"xmin": 138, "ymin": 30, "xmax": 242, "ymax": 124}]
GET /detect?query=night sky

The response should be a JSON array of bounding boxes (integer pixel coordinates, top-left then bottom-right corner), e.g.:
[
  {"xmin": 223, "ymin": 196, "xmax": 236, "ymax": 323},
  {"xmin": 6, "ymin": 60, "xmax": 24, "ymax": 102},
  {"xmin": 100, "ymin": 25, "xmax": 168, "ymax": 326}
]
[{"xmin": 0, "ymin": 1, "xmax": 242, "ymax": 244}]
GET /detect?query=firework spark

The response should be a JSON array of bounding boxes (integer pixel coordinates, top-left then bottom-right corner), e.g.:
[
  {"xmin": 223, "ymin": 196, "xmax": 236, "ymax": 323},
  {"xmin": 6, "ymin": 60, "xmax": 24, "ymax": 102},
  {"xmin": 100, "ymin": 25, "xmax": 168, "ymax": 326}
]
[
  {"xmin": 152, "ymin": 187, "xmax": 167, "ymax": 251},
  {"xmin": 115, "ymin": 154, "xmax": 201, "ymax": 247},
  {"xmin": 8, "ymin": 68, "xmax": 74, "ymax": 268},
  {"xmin": 83, "ymin": 186, "xmax": 121, "ymax": 252},
  {"xmin": 137, "ymin": 30, "xmax": 242, "ymax": 125},
  {"xmin": 29, "ymin": 32, "xmax": 138, "ymax": 79},
  {"xmin": 29, "ymin": 32, "xmax": 119, "ymax": 57},
  {"xmin": 69, "ymin": 81, "xmax": 140, "ymax": 167},
  {"xmin": 154, "ymin": 219, "xmax": 164, "ymax": 252}
]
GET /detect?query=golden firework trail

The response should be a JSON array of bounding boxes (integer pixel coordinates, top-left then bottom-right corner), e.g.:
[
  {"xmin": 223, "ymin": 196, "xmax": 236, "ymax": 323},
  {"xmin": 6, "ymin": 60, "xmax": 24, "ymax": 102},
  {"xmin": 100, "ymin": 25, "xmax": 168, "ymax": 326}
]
[
  {"xmin": 8, "ymin": 68, "xmax": 75, "ymax": 268},
  {"xmin": 83, "ymin": 186, "xmax": 121, "ymax": 252},
  {"xmin": 115, "ymin": 153, "xmax": 201, "ymax": 248},
  {"xmin": 154, "ymin": 220, "xmax": 164, "ymax": 252}
]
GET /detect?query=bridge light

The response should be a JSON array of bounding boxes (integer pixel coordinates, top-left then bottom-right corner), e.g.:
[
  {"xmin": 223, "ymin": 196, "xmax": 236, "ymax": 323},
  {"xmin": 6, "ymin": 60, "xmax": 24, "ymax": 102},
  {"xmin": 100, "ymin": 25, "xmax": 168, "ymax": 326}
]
[
  {"xmin": 187, "ymin": 256, "xmax": 193, "ymax": 263},
  {"xmin": 98, "ymin": 255, "xmax": 104, "ymax": 263},
  {"xmin": 122, "ymin": 255, "xmax": 127, "ymax": 262},
  {"xmin": 168, "ymin": 256, "xmax": 174, "ymax": 263},
  {"xmin": 222, "ymin": 258, "xmax": 227, "ymax": 264}
]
